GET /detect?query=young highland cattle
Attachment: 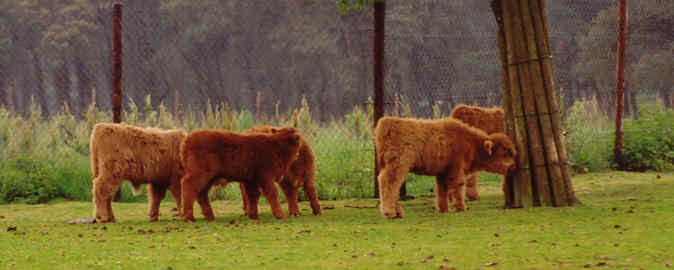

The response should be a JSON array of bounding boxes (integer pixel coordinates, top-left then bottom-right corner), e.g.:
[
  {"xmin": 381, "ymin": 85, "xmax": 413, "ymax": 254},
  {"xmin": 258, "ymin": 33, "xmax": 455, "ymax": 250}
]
[
  {"xmin": 90, "ymin": 123, "xmax": 186, "ymax": 223},
  {"xmin": 216, "ymin": 126, "xmax": 322, "ymax": 217},
  {"xmin": 449, "ymin": 104, "xmax": 505, "ymax": 201},
  {"xmin": 179, "ymin": 127, "xmax": 302, "ymax": 222},
  {"xmin": 374, "ymin": 116, "xmax": 517, "ymax": 218}
]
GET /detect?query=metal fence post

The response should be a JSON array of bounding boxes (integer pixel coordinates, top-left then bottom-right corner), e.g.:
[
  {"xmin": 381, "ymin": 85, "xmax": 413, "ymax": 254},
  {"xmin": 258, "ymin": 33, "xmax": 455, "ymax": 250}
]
[
  {"xmin": 614, "ymin": 0, "xmax": 627, "ymax": 170},
  {"xmin": 373, "ymin": 0, "xmax": 385, "ymax": 198},
  {"xmin": 112, "ymin": 3, "xmax": 123, "ymax": 124},
  {"xmin": 112, "ymin": 2, "xmax": 123, "ymax": 201}
]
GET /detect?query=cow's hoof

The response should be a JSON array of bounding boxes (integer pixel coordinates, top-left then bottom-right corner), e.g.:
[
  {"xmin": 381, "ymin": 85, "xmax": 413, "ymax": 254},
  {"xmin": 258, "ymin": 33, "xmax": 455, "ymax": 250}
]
[
  {"xmin": 381, "ymin": 208, "xmax": 403, "ymax": 219},
  {"xmin": 95, "ymin": 216, "xmax": 115, "ymax": 223}
]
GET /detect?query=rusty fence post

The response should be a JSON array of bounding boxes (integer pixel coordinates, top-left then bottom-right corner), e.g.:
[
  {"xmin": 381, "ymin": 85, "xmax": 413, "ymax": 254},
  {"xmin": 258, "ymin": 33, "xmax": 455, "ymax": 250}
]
[
  {"xmin": 112, "ymin": 2, "xmax": 123, "ymax": 124},
  {"xmin": 614, "ymin": 0, "xmax": 627, "ymax": 170},
  {"xmin": 373, "ymin": 0, "xmax": 385, "ymax": 198},
  {"xmin": 112, "ymin": 2, "xmax": 123, "ymax": 201}
]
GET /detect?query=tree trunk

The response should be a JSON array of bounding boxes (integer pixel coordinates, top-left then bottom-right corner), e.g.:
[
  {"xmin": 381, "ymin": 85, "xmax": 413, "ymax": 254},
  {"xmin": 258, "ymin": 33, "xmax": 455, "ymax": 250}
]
[
  {"xmin": 493, "ymin": 0, "xmax": 578, "ymax": 208},
  {"xmin": 0, "ymin": 76, "xmax": 6, "ymax": 108},
  {"xmin": 614, "ymin": 0, "xmax": 627, "ymax": 170},
  {"xmin": 29, "ymin": 50, "xmax": 50, "ymax": 117},
  {"xmin": 75, "ymin": 56, "xmax": 94, "ymax": 117},
  {"xmin": 629, "ymin": 87, "xmax": 638, "ymax": 119},
  {"xmin": 53, "ymin": 62, "xmax": 72, "ymax": 112},
  {"xmin": 662, "ymin": 87, "xmax": 673, "ymax": 109}
]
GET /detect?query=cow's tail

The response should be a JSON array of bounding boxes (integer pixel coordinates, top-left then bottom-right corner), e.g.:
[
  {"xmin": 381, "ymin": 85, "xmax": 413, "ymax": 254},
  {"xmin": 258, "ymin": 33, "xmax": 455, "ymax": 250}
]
[{"xmin": 90, "ymin": 127, "xmax": 99, "ymax": 179}]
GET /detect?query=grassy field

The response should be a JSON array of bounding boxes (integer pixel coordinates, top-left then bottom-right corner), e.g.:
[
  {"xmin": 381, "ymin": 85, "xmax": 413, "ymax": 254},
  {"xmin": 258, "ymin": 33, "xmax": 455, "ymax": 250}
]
[{"xmin": 1, "ymin": 171, "xmax": 673, "ymax": 269}]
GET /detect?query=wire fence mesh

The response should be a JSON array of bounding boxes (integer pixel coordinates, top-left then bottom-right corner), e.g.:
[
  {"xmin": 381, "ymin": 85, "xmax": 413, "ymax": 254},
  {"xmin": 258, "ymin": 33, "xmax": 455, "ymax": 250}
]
[{"xmin": 0, "ymin": 0, "xmax": 671, "ymax": 200}]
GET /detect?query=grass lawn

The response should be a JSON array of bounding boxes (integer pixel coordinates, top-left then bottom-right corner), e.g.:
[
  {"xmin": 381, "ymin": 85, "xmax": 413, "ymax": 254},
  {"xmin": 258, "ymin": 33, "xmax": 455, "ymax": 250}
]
[{"xmin": 1, "ymin": 171, "xmax": 673, "ymax": 269}]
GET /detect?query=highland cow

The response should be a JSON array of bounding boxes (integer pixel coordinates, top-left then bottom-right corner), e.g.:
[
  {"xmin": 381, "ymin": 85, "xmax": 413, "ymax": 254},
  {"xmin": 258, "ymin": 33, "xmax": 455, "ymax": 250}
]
[
  {"xmin": 180, "ymin": 127, "xmax": 302, "ymax": 222},
  {"xmin": 450, "ymin": 104, "xmax": 505, "ymax": 201},
  {"xmin": 375, "ymin": 116, "xmax": 517, "ymax": 218},
  {"xmin": 89, "ymin": 123, "xmax": 186, "ymax": 223},
  {"xmin": 216, "ymin": 126, "xmax": 322, "ymax": 217}
]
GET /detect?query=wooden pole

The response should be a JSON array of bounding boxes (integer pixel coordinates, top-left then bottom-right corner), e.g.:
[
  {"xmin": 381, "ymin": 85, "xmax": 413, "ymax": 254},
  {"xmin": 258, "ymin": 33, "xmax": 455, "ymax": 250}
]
[
  {"xmin": 112, "ymin": 3, "xmax": 123, "ymax": 201},
  {"xmin": 497, "ymin": 0, "xmax": 577, "ymax": 208},
  {"xmin": 373, "ymin": 0, "xmax": 385, "ymax": 198},
  {"xmin": 112, "ymin": 3, "xmax": 123, "ymax": 124},
  {"xmin": 614, "ymin": 0, "xmax": 627, "ymax": 170},
  {"xmin": 530, "ymin": 0, "xmax": 577, "ymax": 205},
  {"xmin": 7, "ymin": 85, "xmax": 14, "ymax": 112},
  {"xmin": 492, "ymin": 0, "xmax": 530, "ymax": 208},
  {"xmin": 256, "ymin": 91, "xmax": 262, "ymax": 122}
]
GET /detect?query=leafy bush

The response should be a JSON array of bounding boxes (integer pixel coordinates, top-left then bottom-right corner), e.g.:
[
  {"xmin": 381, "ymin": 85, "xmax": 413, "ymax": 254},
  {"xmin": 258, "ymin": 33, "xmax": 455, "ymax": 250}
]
[
  {"xmin": 619, "ymin": 105, "xmax": 674, "ymax": 171},
  {"xmin": 4, "ymin": 93, "xmax": 666, "ymax": 204},
  {"xmin": 563, "ymin": 98, "xmax": 614, "ymax": 173},
  {"xmin": 0, "ymin": 157, "xmax": 61, "ymax": 204}
]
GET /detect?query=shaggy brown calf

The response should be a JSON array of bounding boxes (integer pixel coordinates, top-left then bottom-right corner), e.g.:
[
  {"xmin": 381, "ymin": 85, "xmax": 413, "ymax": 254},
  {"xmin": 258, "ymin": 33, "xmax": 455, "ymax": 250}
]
[
  {"xmin": 450, "ymin": 104, "xmax": 505, "ymax": 201},
  {"xmin": 90, "ymin": 123, "xmax": 186, "ymax": 223},
  {"xmin": 180, "ymin": 127, "xmax": 302, "ymax": 222},
  {"xmin": 216, "ymin": 126, "xmax": 322, "ymax": 217},
  {"xmin": 375, "ymin": 116, "xmax": 517, "ymax": 218}
]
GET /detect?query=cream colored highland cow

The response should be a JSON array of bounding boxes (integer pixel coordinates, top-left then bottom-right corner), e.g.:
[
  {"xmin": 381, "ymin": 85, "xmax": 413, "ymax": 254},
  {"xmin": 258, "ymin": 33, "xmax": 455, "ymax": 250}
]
[
  {"xmin": 450, "ymin": 104, "xmax": 505, "ymax": 201},
  {"xmin": 375, "ymin": 116, "xmax": 517, "ymax": 218},
  {"xmin": 90, "ymin": 123, "xmax": 186, "ymax": 223}
]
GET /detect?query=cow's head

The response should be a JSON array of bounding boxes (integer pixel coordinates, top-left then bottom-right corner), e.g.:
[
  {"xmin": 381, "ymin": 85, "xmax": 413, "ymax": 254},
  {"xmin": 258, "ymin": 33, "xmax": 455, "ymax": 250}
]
[{"xmin": 479, "ymin": 133, "xmax": 517, "ymax": 175}]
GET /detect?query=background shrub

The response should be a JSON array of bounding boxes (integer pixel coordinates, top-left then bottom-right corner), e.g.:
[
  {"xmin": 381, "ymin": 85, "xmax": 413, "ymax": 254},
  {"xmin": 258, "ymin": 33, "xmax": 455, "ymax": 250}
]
[
  {"xmin": 563, "ymin": 98, "xmax": 614, "ymax": 173},
  {"xmin": 619, "ymin": 105, "xmax": 674, "ymax": 171},
  {"xmin": 1, "ymin": 95, "xmax": 670, "ymax": 204}
]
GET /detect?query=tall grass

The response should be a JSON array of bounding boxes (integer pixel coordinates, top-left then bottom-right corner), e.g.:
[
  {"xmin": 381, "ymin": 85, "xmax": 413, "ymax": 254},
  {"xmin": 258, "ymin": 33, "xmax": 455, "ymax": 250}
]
[
  {"xmin": 1, "ymin": 95, "xmax": 670, "ymax": 204},
  {"xmin": 0, "ymin": 95, "xmax": 386, "ymax": 204},
  {"xmin": 563, "ymin": 98, "xmax": 614, "ymax": 173}
]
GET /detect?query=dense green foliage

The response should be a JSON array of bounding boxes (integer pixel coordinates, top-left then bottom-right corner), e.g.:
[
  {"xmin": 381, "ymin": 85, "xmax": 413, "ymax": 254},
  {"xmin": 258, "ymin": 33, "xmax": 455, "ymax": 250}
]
[
  {"xmin": 0, "ymin": 97, "xmax": 440, "ymax": 204},
  {"xmin": 620, "ymin": 105, "xmax": 674, "ymax": 171},
  {"xmin": 563, "ymin": 99, "xmax": 674, "ymax": 173},
  {"xmin": 563, "ymin": 98, "xmax": 615, "ymax": 173},
  {"xmin": 1, "ymin": 96, "xmax": 671, "ymax": 204}
]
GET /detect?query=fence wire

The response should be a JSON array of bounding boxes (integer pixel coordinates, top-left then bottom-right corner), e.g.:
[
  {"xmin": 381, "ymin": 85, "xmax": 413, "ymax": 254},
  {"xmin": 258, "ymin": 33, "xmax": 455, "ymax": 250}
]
[{"xmin": 0, "ymin": 0, "xmax": 671, "ymax": 198}]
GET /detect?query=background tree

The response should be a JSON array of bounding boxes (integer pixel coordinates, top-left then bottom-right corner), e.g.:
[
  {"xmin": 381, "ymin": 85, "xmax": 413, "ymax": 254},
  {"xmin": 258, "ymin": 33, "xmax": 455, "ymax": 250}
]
[{"xmin": 0, "ymin": 0, "xmax": 670, "ymax": 120}]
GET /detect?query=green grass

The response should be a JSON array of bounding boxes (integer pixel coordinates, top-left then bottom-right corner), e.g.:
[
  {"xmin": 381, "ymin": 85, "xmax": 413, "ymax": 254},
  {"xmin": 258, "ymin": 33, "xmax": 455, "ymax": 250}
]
[{"xmin": 1, "ymin": 171, "xmax": 673, "ymax": 269}]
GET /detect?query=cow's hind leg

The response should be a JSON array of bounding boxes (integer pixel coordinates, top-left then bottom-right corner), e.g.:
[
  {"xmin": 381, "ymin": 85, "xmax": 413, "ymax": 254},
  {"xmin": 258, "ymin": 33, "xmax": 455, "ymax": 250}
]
[
  {"xmin": 280, "ymin": 180, "xmax": 300, "ymax": 216},
  {"xmin": 148, "ymin": 183, "xmax": 168, "ymax": 222},
  {"xmin": 239, "ymin": 182, "xmax": 249, "ymax": 214},
  {"xmin": 196, "ymin": 185, "xmax": 215, "ymax": 221},
  {"xmin": 260, "ymin": 177, "xmax": 285, "ymax": 219},
  {"xmin": 168, "ymin": 175, "xmax": 182, "ymax": 215},
  {"xmin": 243, "ymin": 182, "xmax": 261, "ymax": 220},
  {"xmin": 181, "ymin": 172, "xmax": 211, "ymax": 222},
  {"xmin": 302, "ymin": 172, "xmax": 322, "ymax": 215},
  {"xmin": 435, "ymin": 175, "xmax": 450, "ymax": 213}
]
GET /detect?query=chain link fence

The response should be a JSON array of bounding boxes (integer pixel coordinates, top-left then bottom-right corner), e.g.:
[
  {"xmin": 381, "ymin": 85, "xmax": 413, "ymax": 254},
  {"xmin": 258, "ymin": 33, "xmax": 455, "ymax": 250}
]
[{"xmin": 0, "ymin": 0, "xmax": 671, "ymax": 200}]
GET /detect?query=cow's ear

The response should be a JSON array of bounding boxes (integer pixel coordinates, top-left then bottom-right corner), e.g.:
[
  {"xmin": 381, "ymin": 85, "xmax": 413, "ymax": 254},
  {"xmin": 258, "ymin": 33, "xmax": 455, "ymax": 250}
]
[{"xmin": 484, "ymin": 140, "xmax": 494, "ymax": 156}]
